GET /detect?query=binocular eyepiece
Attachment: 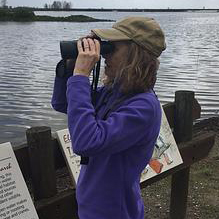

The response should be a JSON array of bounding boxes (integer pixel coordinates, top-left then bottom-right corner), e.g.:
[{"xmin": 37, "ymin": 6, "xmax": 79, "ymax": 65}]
[{"xmin": 60, "ymin": 40, "xmax": 115, "ymax": 60}]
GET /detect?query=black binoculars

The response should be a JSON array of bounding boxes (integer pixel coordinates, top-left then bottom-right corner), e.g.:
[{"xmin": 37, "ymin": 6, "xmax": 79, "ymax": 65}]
[
  {"xmin": 57, "ymin": 39, "xmax": 111, "ymax": 111},
  {"xmin": 60, "ymin": 40, "xmax": 115, "ymax": 60}
]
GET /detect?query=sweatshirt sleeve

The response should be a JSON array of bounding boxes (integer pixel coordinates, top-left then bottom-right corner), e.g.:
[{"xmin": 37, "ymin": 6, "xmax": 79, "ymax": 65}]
[
  {"xmin": 51, "ymin": 75, "xmax": 104, "ymax": 114},
  {"xmin": 51, "ymin": 76, "xmax": 69, "ymax": 114},
  {"xmin": 67, "ymin": 75, "xmax": 159, "ymax": 157}
]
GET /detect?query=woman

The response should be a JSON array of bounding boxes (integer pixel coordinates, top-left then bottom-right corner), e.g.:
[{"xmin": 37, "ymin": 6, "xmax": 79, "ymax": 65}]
[{"xmin": 52, "ymin": 17, "xmax": 166, "ymax": 219}]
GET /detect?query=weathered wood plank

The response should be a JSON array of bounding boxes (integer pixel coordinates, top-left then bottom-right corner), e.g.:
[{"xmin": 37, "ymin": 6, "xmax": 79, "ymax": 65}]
[
  {"xmin": 26, "ymin": 126, "xmax": 57, "ymax": 200},
  {"xmin": 170, "ymin": 91, "xmax": 194, "ymax": 219},
  {"xmin": 163, "ymin": 98, "xmax": 201, "ymax": 128},
  {"xmin": 13, "ymin": 143, "xmax": 30, "ymax": 180},
  {"xmin": 35, "ymin": 189, "xmax": 79, "ymax": 219}
]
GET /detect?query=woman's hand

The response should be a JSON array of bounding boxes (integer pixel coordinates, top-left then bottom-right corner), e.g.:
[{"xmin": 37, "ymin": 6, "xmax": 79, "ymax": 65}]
[{"xmin": 73, "ymin": 38, "xmax": 100, "ymax": 77}]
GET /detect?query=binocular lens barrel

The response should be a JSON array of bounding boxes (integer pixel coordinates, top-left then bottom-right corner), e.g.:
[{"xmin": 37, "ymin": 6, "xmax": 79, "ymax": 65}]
[{"xmin": 60, "ymin": 40, "xmax": 114, "ymax": 60}]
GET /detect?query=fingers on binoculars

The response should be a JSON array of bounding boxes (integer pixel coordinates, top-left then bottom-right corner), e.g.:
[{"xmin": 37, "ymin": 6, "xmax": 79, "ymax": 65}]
[
  {"xmin": 77, "ymin": 40, "xmax": 83, "ymax": 52},
  {"xmin": 94, "ymin": 39, "xmax": 100, "ymax": 54},
  {"xmin": 78, "ymin": 38, "xmax": 100, "ymax": 55},
  {"xmin": 83, "ymin": 38, "xmax": 90, "ymax": 52},
  {"xmin": 77, "ymin": 39, "xmax": 89, "ymax": 53},
  {"xmin": 87, "ymin": 38, "xmax": 100, "ymax": 54},
  {"xmin": 87, "ymin": 38, "xmax": 97, "ymax": 53}
]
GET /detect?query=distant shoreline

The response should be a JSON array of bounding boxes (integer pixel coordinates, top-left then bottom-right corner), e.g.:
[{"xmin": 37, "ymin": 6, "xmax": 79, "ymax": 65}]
[
  {"xmin": 34, "ymin": 8, "xmax": 219, "ymax": 13},
  {"xmin": 0, "ymin": 8, "xmax": 114, "ymax": 22},
  {"xmin": 1, "ymin": 7, "xmax": 218, "ymax": 22}
]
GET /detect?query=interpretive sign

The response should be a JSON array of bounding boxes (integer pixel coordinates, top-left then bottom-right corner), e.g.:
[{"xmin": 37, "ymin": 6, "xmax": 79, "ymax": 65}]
[
  {"xmin": 0, "ymin": 142, "xmax": 39, "ymax": 219},
  {"xmin": 140, "ymin": 107, "xmax": 183, "ymax": 182},
  {"xmin": 56, "ymin": 129, "xmax": 81, "ymax": 186},
  {"xmin": 57, "ymin": 107, "xmax": 183, "ymax": 185}
]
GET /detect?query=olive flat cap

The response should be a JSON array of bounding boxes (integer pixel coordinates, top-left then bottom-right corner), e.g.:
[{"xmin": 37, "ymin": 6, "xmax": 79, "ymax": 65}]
[{"xmin": 92, "ymin": 16, "xmax": 166, "ymax": 57}]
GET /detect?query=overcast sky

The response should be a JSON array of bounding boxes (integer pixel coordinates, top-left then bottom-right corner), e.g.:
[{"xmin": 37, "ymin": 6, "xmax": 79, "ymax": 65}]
[{"xmin": 7, "ymin": 0, "xmax": 219, "ymax": 9}]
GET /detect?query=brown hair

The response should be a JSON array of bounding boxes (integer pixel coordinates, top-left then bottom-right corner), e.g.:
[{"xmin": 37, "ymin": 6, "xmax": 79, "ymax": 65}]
[{"xmin": 103, "ymin": 41, "xmax": 160, "ymax": 94}]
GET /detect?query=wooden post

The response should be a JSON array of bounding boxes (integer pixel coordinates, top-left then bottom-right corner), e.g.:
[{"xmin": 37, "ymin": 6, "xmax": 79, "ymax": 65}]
[
  {"xmin": 170, "ymin": 91, "xmax": 194, "ymax": 219},
  {"xmin": 26, "ymin": 126, "xmax": 57, "ymax": 201}
]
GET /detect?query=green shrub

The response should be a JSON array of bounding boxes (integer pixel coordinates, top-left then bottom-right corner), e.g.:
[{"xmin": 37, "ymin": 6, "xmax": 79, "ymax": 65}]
[
  {"xmin": 0, "ymin": 8, "xmax": 10, "ymax": 19},
  {"xmin": 13, "ymin": 7, "xmax": 35, "ymax": 21}
]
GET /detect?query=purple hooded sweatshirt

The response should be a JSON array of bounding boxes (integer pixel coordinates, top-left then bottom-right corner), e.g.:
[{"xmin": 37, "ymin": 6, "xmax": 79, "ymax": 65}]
[{"xmin": 51, "ymin": 75, "xmax": 161, "ymax": 219}]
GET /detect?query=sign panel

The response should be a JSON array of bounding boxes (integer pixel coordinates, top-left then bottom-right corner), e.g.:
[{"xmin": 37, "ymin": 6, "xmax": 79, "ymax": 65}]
[
  {"xmin": 0, "ymin": 142, "xmax": 39, "ymax": 219},
  {"xmin": 56, "ymin": 129, "xmax": 81, "ymax": 186},
  {"xmin": 57, "ymin": 107, "xmax": 183, "ymax": 185},
  {"xmin": 140, "ymin": 107, "xmax": 183, "ymax": 182}
]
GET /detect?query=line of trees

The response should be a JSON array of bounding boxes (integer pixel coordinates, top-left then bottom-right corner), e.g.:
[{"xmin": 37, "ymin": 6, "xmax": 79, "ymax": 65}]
[
  {"xmin": 44, "ymin": 1, "xmax": 72, "ymax": 9},
  {"xmin": 1, "ymin": 0, "xmax": 7, "ymax": 8}
]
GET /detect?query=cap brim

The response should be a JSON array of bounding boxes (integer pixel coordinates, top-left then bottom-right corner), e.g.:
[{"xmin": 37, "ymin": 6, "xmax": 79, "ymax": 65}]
[{"xmin": 92, "ymin": 28, "xmax": 131, "ymax": 41}]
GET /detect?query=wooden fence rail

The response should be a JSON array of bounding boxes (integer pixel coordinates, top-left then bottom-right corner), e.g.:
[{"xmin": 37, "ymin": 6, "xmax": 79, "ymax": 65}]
[{"xmin": 12, "ymin": 90, "xmax": 215, "ymax": 219}]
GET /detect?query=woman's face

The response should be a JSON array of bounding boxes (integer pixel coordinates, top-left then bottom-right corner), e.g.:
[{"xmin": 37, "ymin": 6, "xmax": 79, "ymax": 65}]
[{"xmin": 102, "ymin": 41, "xmax": 129, "ymax": 80}]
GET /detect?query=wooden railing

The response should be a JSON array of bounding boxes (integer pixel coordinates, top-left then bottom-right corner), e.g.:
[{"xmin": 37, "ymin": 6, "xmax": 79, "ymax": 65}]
[{"xmin": 12, "ymin": 90, "xmax": 215, "ymax": 219}]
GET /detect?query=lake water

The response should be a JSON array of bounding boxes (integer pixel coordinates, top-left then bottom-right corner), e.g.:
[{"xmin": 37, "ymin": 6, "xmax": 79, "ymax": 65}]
[{"xmin": 0, "ymin": 11, "xmax": 219, "ymax": 146}]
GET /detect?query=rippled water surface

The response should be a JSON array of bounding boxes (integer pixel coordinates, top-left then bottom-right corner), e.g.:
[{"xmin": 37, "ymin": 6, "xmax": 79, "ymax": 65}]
[{"xmin": 0, "ymin": 11, "xmax": 219, "ymax": 145}]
